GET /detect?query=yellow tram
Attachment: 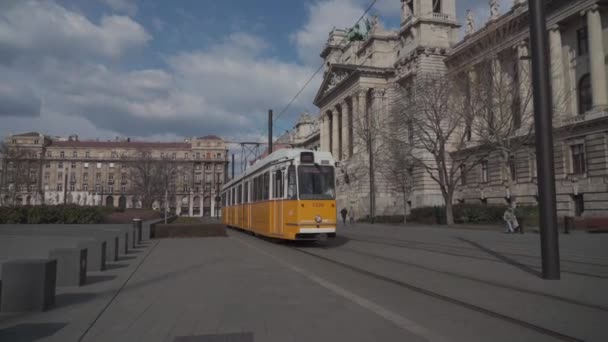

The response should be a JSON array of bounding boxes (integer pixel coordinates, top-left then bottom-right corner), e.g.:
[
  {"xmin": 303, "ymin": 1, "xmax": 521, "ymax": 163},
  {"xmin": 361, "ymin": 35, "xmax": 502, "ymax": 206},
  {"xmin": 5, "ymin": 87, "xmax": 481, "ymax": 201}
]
[{"xmin": 221, "ymin": 149, "xmax": 337, "ymax": 240}]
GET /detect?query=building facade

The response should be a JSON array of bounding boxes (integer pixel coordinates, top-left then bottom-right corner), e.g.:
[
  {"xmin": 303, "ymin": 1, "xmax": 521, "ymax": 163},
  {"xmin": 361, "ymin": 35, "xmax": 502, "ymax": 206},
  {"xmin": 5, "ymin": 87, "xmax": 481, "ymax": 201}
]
[
  {"xmin": 275, "ymin": 112, "xmax": 321, "ymax": 150},
  {"xmin": 0, "ymin": 132, "xmax": 229, "ymax": 217},
  {"xmin": 316, "ymin": 0, "xmax": 608, "ymax": 219}
]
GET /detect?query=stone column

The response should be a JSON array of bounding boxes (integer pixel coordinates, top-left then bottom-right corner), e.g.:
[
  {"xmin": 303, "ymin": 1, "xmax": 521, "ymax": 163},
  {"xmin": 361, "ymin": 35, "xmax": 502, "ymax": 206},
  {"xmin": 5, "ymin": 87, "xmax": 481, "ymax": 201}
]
[
  {"xmin": 341, "ymin": 99, "xmax": 351, "ymax": 159},
  {"xmin": 320, "ymin": 115, "xmax": 326, "ymax": 152},
  {"xmin": 584, "ymin": 5, "xmax": 608, "ymax": 109},
  {"xmin": 188, "ymin": 193, "xmax": 193, "ymax": 216},
  {"xmin": 549, "ymin": 25, "xmax": 567, "ymax": 118},
  {"xmin": 355, "ymin": 89, "xmax": 368, "ymax": 155},
  {"xmin": 516, "ymin": 41, "xmax": 534, "ymax": 121},
  {"xmin": 210, "ymin": 193, "xmax": 215, "ymax": 218},
  {"xmin": 332, "ymin": 109, "xmax": 340, "ymax": 159},
  {"xmin": 176, "ymin": 197, "xmax": 181, "ymax": 216}
]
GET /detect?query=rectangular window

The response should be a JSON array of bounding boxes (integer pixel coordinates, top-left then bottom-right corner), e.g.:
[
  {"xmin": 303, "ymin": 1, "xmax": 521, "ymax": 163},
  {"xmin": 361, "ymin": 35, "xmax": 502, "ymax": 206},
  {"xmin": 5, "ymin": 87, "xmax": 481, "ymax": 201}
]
[
  {"xmin": 96, "ymin": 173, "xmax": 101, "ymax": 181},
  {"xmin": 58, "ymin": 162, "xmax": 63, "ymax": 169},
  {"xmin": 185, "ymin": 152, "xmax": 189, "ymax": 159},
  {"xmin": 45, "ymin": 163, "xmax": 50, "ymax": 168},
  {"xmin": 196, "ymin": 152, "xmax": 201, "ymax": 159},
  {"xmin": 83, "ymin": 173, "xmax": 88, "ymax": 181},
  {"xmin": 121, "ymin": 173, "xmax": 127, "ymax": 181},
  {"xmin": 72, "ymin": 151, "xmax": 77, "ymax": 158},
  {"xmin": 287, "ymin": 166, "xmax": 297, "ymax": 199},
  {"xmin": 460, "ymin": 164, "xmax": 467, "ymax": 185},
  {"xmin": 57, "ymin": 183, "xmax": 63, "ymax": 191},
  {"xmin": 481, "ymin": 160, "xmax": 489, "ymax": 183},
  {"xmin": 85, "ymin": 151, "xmax": 90, "ymax": 158},
  {"xmin": 263, "ymin": 172, "xmax": 270, "ymax": 200},
  {"xmin": 274, "ymin": 171, "xmax": 284, "ymax": 199},
  {"xmin": 47, "ymin": 151, "xmax": 52, "ymax": 158},
  {"xmin": 172, "ymin": 152, "xmax": 177, "ymax": 160},
  {"xmin": 71, "ymin": 162, "xmax": 76, "ymax": 169},
  {"xmin": 205, "ymin": 164, "xmax": 210, "ymax": 170},
  {"xmin": 108, "ymin": 185, "xmax": 113, "ymax": 193},
  {"xmin": 577, "ymin": 26, "xmax": 588, "ymax": 56},
  {"xmin": 109, "ymin": 163, "xmax": 115, "ymax": 168},
  {"xmin": 83, "ymin": 183, "xmax": 88, "ymax": 191},
  {"xmin": 95, "ymin": 184, "xmax": 101, "ymax": 192},
  {"xmin": 121, "ymin": 185, "xmax": 126, "ymax": 193},
  {"xmin": 44, "ymin": 172, "xmax": 50, "ymax": 181},
  {"xmin": 57, "ymin": 172, "xmax": 63, "ymax": 181},
  {"xmin": 60, "ymin": 151, "xmax": 65, "ymax": 158},
  {"xmin": 571, "ymin": 144, "xmax": 586, "ymax": 175},
  {"xmin": 108, "ymin": 173, "xmax": 114, "ymax": 180},
  {"xmin": 508, "ymin": 155, "xmax": 516, "ymax": 181},
  {"xmin": 298, "ymin": 165, "xmax": 335, "ymax": 200},
  {"xmin": 244, "ymin": 181, "xmax": 249, "ymax": 203},
  {"xmin": 84, "ymin": 162, "xmax": 89, "ymax": 168},
  {"xmin": 97, "ymin": 163, "xmax": 102, "ymax": 169},
  {"xmin": 237, "ymin": 184, "xmax": 242, "ymax": 204},
  {"xmin": 111, "ymin": 151, "xmax": 117, "ymax": 158},
  {"xmin": 69, "ymin": 184, "xmax": 75, "ymax": 191}
]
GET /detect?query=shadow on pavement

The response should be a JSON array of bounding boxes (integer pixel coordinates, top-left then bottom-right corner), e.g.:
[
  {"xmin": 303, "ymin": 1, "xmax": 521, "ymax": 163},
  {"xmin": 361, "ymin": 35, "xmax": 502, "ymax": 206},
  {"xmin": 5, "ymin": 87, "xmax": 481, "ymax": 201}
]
[
  {"xmin": 457, "ymin": 237, "xmax": 542, "ymax": 278},
  {"xmin": 105, "ymin": 263, "xmax": 129, "ymax": 270},
  {"xmin": 86, "ymin": 274, "xmax": 117, "ymax": 285},
  {"xmin": 0, "ymin": 322, "xmax": 67, "ymax": 342},
  {"xmin": 283, "ymin": 235, "xmax": 350, "ymax": 249},
  {"xmin": 174, "ymin": 332, "xmax": 254, "ymax": 341},
  {"xmin": 54, "ymin": 293, "xmax": 97, "ymax": 309}
]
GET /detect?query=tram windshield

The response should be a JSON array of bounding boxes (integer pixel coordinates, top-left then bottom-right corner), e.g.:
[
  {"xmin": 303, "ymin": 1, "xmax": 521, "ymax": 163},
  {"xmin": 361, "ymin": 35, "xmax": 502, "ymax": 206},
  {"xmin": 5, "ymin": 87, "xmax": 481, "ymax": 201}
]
[{"xmin": 298, "ymin": 165, "xmax": 335, "ymax": 200}]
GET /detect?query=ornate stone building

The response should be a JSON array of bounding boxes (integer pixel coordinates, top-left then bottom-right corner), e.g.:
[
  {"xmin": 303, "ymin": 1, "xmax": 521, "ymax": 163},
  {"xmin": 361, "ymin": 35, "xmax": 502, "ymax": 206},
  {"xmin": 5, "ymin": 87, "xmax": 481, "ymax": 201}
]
[
  {"xmin": 275, "ymin": 112, "xmax": 320, "ymax": 150},
  {"xmin": 316, "ymin": 0, "xmax": 608, "ymax": 219},
  {"xmin": 0, "ymin": 132, "xmax": 228, "ymax": 217}
]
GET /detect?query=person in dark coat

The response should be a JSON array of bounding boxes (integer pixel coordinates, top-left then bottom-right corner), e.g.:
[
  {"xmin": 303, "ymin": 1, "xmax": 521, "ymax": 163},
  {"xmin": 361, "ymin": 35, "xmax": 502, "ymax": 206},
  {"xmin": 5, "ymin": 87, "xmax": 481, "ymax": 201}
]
[{"xmin": 340, "ymin": 208, "xmax": 348, "ymax": 224}]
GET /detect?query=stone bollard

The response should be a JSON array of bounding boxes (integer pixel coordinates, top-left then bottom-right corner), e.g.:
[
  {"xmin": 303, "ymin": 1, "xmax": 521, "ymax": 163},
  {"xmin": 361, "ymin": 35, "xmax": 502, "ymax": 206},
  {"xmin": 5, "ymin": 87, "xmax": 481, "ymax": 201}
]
[
  {"xmin": 79, "ymin": 241, "xmax": 106, "ymax": 271},
  {"xmin": 48, "ymin": 248, "xmax": 87, "ymax": 287},
  {"xmin": 0, "ymin": 259, "xmax": 57, "ymax": 312},
  {"xmin": 133, "ymin": 218, "xmax": 142, "ymax": 246}
]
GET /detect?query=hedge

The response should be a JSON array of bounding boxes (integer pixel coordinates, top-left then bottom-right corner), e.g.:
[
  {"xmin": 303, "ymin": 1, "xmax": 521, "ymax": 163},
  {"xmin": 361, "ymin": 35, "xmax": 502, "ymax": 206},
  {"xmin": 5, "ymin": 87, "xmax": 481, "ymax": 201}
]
[
  {"xmin": 408, "ymin": 203, "xmax": 539, "ymax": 225},
  {"xmin": 0, "ymin": 205, "xmax": 111, "ymax": 224}
]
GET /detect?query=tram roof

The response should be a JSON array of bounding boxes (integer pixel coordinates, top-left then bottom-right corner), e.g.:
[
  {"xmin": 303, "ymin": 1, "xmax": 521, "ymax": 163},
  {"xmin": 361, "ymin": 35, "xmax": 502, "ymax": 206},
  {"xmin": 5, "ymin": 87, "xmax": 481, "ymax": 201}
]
[{"xmin": 222, "ymin": 148, "xmax": 334, "ymax": 189}]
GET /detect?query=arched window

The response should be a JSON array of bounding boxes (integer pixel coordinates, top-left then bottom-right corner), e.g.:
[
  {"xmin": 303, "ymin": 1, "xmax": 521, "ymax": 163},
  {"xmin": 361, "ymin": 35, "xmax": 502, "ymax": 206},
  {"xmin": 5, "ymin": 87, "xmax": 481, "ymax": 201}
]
[{"xmin": 578, "ymin": 74, "xmax": 592, "ymax": 114}]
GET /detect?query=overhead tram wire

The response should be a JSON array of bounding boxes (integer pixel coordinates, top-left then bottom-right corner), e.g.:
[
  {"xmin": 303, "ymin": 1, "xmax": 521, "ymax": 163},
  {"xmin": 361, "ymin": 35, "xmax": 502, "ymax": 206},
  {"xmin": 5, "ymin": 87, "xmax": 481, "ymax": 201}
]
[{"xmin": 271, "ymin": 0, "xmax": 378, "ymax": 128}]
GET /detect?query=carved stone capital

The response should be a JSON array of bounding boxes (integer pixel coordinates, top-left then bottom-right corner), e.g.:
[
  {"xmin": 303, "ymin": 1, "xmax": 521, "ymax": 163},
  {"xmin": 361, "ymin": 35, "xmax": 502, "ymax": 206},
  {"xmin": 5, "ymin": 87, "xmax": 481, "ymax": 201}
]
[
  {"xmin": 371, "ymin": 89, "xmax": 385, "ymax": 98},
  {"xmin": 580, "ymin": 4, "xmax": 600, "ymax": 16}
]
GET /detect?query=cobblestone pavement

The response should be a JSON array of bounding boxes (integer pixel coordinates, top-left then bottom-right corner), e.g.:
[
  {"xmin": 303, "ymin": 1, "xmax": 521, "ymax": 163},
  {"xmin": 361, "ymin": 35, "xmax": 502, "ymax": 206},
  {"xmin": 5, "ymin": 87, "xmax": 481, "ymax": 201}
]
[{"xmin": 1, "ymin": 223, "xmax": 606, "ymax": 342}]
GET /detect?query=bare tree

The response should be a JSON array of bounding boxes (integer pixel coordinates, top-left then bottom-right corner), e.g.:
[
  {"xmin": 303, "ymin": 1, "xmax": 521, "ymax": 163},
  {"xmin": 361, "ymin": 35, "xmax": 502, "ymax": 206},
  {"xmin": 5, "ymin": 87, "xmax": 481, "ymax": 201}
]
[
  {"xmin": 122, "ymin": 150, "xmax": 179, "ymax": 209},
  {"xmin": 466, "ymin": 35, "xmax": 571, "ymax": 207},
  {"xmin": 379, "ymin": 136, "xmax": 415, "ymax": 223},
  {"xmin": 351, "ymin": 89, "xmax": 390, "ymax": 222},
  {"xmin": 0, "ymin": 143, "xmax": 40, "ymax": 206},
  {"xmin": 394, "ymin": 73, "xmax": 485, "ymax": 225}
]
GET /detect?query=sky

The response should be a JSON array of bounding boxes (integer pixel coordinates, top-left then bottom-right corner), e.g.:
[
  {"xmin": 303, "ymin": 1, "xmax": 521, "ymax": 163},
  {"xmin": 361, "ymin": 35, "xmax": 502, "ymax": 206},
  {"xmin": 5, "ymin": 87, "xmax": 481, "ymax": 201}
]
[{"xmin": 0, "ymin": 0, "xmax": 512, "ymax": 144}]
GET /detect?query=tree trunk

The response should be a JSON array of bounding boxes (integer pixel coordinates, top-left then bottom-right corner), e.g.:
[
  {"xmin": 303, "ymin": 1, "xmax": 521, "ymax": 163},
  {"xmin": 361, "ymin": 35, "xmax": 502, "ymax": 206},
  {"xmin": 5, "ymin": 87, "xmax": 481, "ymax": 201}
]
[
  {"xmin": 445, "ymin": 191, "xmax": 455, "ymax": 225},
  {"xmin": 402, "ymin": 190, "xmax": 408, "ymax": 224}
]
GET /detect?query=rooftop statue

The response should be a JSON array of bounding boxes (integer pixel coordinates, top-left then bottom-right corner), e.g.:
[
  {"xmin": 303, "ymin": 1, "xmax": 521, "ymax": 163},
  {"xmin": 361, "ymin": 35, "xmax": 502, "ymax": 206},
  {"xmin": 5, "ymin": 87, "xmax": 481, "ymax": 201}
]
[
  {"xmin": 347, "ymin": 23, "xmax": 365, "ymax": 41},
  {"xmin": 465, "ymin": 9, "xmax": 475, "ymax": 35}
]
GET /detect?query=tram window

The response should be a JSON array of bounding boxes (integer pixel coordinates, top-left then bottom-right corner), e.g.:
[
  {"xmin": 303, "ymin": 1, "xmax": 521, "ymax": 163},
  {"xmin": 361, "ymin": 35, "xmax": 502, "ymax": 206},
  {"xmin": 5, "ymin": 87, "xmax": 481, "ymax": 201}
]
[
  {"xmin": 263, "ymin": 172, "xmax": 270, "ymax": 200},
  {"xmin": 253, "ymin": 177, "xmax": 258, "ymax": 202},
  {"xmin": 237, "ymin": 185, "xmax": 241, "ymax": 204},
  {"xmin": 298, "ymin": 165, "xmax": 335, "ymax": 200},
  {"xmin": 244, "ymin": 181, "xmax": 249, "ymax": 203},
  {"xmin": 274, "ymin": 171, "xmax": 284, "ymax": 199},
  {"xmin": 287, "ymin": 165, "xmax": 297, "ymax": 199}
]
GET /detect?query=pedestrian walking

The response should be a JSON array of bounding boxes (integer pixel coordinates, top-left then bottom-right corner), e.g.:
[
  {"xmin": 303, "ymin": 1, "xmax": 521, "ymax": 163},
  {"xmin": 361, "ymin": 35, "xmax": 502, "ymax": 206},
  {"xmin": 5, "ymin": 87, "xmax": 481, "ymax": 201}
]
[
  {"xmin": 340, "ymin": 208, "xmax": 348, "ymax": 225},
  {"xmin": 503, "ymin": 207, "xmax": 515, "ymax": 233},
  {"xmin": 349, "ymin": 206, "xmax": 355, "ymax": 224}
]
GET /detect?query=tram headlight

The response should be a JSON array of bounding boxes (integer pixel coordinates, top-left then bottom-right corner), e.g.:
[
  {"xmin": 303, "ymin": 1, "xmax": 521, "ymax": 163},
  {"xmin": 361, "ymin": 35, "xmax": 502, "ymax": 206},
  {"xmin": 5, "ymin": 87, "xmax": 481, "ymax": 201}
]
[{"xmin": 315, "ymin": 215, "xmax": 322, "ymax": 224}]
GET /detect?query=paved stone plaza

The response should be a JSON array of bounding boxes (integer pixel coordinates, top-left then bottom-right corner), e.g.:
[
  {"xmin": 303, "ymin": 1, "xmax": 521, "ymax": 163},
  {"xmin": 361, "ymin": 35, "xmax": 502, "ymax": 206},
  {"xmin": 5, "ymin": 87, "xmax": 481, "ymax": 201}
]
[{"xmin": 0, "ymin": 224, "xmax": 606, "ymax": 342}]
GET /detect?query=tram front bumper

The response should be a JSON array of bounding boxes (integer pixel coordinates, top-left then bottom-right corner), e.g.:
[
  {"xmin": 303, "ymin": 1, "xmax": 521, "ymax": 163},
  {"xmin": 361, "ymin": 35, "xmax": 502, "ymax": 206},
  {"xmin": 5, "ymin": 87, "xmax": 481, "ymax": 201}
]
[{"xmin": 295, "ymin": 228, "xmax": 336, "ymax": 240}]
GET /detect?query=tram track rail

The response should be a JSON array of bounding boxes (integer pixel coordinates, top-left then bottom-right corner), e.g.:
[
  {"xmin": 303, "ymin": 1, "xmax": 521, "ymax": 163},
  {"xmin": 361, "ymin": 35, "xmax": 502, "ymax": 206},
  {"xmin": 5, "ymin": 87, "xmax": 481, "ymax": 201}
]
[
  {"xmin": 344, "ymin": 234, "xmax": 608, "ymax": 280},
  {"xmin": 287, "ymin": 244, "xmax": 586, "ymax": 342}
]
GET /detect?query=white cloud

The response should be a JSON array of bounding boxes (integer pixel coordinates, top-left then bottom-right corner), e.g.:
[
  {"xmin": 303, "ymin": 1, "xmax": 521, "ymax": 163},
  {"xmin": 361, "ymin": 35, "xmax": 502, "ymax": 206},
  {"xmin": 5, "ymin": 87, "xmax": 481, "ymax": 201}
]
[
  {"xmin": 292, "ymin": 0, "xmax": 368, "ymax": 66},
  {"xmin": 101, "ymin": 0, "xmax": 138, "ymax": 16},
  {"xmin": 0, "ymin": 0, "xmax": 150, "ymax": 63}
]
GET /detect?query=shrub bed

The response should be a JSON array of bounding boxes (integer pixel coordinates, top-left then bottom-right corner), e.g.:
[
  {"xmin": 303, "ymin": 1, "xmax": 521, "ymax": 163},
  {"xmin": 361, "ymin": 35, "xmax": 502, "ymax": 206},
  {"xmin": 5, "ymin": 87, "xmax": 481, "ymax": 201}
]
[
  {"xmin": 0, "ymin": 205, "xmax": 110, "ymax": 224},
  {"xmin": 408, "ymin": 203, "xmax": 540, "ymax": 225}
]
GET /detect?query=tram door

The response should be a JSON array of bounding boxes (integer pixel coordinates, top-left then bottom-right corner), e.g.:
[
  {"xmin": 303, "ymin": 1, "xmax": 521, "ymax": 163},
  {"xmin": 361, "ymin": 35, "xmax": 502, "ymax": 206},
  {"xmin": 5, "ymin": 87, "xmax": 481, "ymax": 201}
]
[{"xmin": 272, "ymin": 170, "xmax": 284, "ymax": 235}]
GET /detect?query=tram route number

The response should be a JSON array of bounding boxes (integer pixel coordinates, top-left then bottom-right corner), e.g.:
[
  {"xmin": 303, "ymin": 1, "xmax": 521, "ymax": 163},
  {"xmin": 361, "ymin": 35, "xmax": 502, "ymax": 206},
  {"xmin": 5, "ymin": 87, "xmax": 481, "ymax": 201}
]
[{"xmin": 312, "ymin": 202, "xmax": 325, "ymax": 208}]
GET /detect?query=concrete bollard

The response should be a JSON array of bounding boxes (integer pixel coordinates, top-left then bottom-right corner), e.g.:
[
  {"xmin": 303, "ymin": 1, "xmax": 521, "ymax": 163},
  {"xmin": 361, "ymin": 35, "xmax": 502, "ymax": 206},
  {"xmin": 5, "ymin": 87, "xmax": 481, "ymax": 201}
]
[
  {"xmin": 105, "ymin": 236, "xmax": 119, "ymax": 262},
  {"xmin": 78, "ymin": 241, "xmax": 106, "ymax": 271},
  {"xmin": 48, "ymin": 248, "xmax": 87, "ymax": 287},
  {"xmin": 0, "ymin": 259, "xmax": 57, "ymax": 312},
  {"xmin": 133, "ymin": 218, "xmax": 142, "ymax": 246}
]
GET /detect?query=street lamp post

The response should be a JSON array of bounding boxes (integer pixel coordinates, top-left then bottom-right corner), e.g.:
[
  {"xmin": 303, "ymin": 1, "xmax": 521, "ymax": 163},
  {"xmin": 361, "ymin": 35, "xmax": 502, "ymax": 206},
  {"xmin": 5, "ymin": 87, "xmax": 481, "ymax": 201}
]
[{"xmin": 528, "ymin": 0, "xmax": 561, "ymax": 279}]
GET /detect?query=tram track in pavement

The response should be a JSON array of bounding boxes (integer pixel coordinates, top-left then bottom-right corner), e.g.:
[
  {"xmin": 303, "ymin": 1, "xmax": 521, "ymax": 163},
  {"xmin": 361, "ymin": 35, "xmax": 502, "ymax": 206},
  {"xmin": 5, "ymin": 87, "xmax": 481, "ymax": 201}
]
[
  {"xmin": 284, "ymin": 243, "xmax": 585, "ymax": 342},
  {"xmin": 345, "ymin": 232, "xmax": 608, "ymax": 266},
  {"xmin": 343, "ymin": 234, "xmax": 608, "ymax": 280}
]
